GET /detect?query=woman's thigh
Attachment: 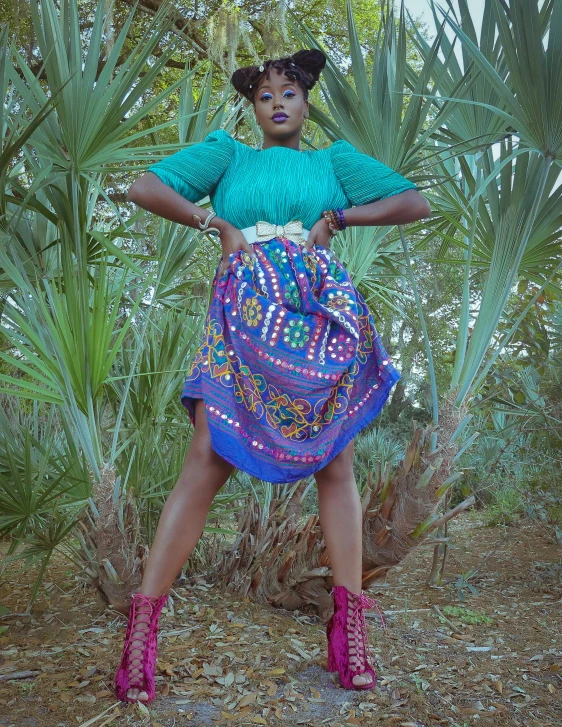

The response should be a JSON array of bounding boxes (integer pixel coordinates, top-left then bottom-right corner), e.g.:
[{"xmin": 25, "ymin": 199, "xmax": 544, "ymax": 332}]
[
  {"xmin": 178, "ymin": 399, "xmax": 235, "ymax": 487},
  {"xmin": 314, "ymin": 439, "xmax": 355, "ymax": 486}
]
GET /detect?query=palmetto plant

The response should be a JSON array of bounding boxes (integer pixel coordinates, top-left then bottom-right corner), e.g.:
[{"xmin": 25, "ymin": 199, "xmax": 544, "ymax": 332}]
[
  {"xmin": 0, "ymin": 0, "xmax": 240, "ymax": 610},
  {"xmin": 1, "ymin": 0, "xmax": 561, "ymax": 617}
]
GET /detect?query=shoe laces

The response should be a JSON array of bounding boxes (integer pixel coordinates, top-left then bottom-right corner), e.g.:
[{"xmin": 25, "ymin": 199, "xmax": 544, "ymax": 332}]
[
  {"xmin": 345, "ymin": 591, "xmax": 386, "ymax": 675},
  {"xmin": 124, "ymin": 593, "xmax": 165, "ymax": 682},
  {"xmin": 351, "ymin": 592, "xmax": 387, "ymax": 631}
]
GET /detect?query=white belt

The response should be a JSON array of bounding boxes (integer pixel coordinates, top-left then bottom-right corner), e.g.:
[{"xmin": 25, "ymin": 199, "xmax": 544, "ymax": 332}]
[{"xmin": 241, "ymin": 220, "xmax": 310, "ymax": 246}]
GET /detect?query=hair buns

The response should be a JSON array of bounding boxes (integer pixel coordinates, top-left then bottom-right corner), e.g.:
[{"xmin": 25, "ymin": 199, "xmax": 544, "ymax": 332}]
[
  {"xmin": 288, "ymin": 49, "xmax": 326, "ymax": 86},
  {"xmin": 230, "ymin": 48, "xmax": 327, "ymax": 102}
]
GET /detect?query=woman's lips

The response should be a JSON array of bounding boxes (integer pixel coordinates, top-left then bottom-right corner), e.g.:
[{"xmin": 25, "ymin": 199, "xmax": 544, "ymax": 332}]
[{"xmin": 272, "ymin": 114, "xmax": 288, "ymax": 122}]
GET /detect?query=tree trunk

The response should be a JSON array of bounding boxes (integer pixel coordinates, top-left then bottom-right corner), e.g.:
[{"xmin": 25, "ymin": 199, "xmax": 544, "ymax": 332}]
[{"xmin": 76, "ymin": 464, "xmax": 148, "ymax": 614}]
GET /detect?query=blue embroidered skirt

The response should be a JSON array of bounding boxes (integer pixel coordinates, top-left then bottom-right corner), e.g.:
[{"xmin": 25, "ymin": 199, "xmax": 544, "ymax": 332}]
[{"xmin": 181, "ymin": 235, "xmax": 401, "ymax": 483}]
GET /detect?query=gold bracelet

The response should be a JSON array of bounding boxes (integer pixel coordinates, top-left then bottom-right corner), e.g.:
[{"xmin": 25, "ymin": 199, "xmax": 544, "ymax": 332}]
[{"xmin": 193, "ymin": 212, "xmax": 221, "ymax": 236}]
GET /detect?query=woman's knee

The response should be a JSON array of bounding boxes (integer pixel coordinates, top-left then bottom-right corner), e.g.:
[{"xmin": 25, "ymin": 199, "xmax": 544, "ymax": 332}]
[{"xmin": 184, "ymin": 434, "xmax": 233, "ymax": 476}]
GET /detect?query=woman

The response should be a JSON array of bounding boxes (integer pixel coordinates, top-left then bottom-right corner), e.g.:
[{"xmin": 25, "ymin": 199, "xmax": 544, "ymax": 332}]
[{"xmin": 115, "ymin": 49, "xmax": 431, "ymax": 703}]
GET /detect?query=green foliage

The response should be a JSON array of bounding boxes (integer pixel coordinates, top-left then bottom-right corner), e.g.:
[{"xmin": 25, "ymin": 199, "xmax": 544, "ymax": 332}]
[
  {"xmin": 354, "ymin": 425, "xmax": 404, "ymax": 474},
  {"xmin": 453, "ymin": 570, "xmax": 480, "ymax": 602},
  {"xmin": 548, "ymin": 301, "xmax": 562, "ymax": 354},
  {"xmin": 440, "ymin": 604, "xmax": 493, "ymax": 625},
  {"xmin": 0, "ymin": 404, "xmax": 89, "ymax": 541},
  {"xmin": 455, "ymin": 358, "xmax": 562, "ymax": 530},
  {"xmin": 483, "ymin": 483, "xmax": 524, "ymax": 527},
  {"xmin": 522, "ymin": 482, "xmax": 562, "ymax": 532},
  {"xmin": 1, "ymin": 0, "xmax": 562, "ymax": 604},
  {"xmin": 0, "ymin": 0, "xmax": 244, "ymax": 606}
]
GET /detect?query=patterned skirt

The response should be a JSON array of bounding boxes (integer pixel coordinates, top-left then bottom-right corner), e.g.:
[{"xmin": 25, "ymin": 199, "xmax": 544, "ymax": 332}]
[{"xmin": 181, "ymin": 234, "xmax": 401, "ymax": 483}]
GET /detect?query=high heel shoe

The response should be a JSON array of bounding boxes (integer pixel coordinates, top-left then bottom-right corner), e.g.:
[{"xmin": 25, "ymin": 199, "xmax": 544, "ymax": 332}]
[
  {"xmin": 114, "ymin": 591, "xmax": 168, "ymax": 703},
  {"xmin": 326, "ymin": 584, "xmax": 386, "ymax": 690}
]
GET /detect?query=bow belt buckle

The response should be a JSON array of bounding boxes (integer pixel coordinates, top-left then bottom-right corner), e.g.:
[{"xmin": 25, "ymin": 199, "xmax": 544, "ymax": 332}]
[{"xmin": 255, "ymin": 219, "xmax": 307, "ymax": 246}]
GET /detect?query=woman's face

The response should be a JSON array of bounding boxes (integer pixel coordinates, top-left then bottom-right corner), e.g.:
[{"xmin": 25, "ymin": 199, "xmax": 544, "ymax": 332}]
[{"xmin": 253, "ymin": 68, "xmax": 309, "ymax": 141}]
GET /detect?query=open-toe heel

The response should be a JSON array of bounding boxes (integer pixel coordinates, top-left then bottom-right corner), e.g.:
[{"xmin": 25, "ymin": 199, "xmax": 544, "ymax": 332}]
[
  {"xmin": 114, "ymin": 592, "xmax": 168, "ymax": 703},
  {"xmin": 325, "ymin": 584, "xmax": 386, "ymax": 690}
]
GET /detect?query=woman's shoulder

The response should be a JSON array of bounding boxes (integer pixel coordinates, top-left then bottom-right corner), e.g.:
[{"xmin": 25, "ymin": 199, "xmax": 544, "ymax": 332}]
[
  {"xmin": 201, "ymin": 128, "xmax": 238, "ymax": 147},
  {"xmin": 202, "ymin": 130, "xmax": 266, "ymax": 157},
  {"xmin": 328, "ymin": 138, "xmax": 358, "ymax": 156}
]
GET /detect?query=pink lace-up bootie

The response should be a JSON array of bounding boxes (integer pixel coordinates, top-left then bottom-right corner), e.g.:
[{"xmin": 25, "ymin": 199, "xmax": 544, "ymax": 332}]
[
  {"xmin": 326, "ymin": 584, "xmax": 386, "ymax": 690},
  {"xmin": 114, "ymin": 591, "xmax": 168, "ymax": 703}
]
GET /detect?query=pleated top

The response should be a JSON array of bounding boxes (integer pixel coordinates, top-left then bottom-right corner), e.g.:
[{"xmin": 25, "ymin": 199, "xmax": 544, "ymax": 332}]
[{"xmin": 146, "ymin": 129, "xmax": 417, "ymax": 230}]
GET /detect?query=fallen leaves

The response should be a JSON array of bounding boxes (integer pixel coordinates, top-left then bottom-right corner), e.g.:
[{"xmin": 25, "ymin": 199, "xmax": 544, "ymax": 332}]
[
  {"xmin": 1, "ymin": 518, "xmax": 561, "ymax": 727},
  {"xmin": 136, "ymin": 701, "xmax": 150, "ymax": 717},
  {"xmin": 237, "ymin": 690, "xmax": 258, "ymax": 707}
]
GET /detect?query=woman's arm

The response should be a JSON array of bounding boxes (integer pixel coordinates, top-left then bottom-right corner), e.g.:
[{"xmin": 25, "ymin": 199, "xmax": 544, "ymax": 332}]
[
  {"xmin": 342, "ymin": 188, "xmax": 431, "ymax": 227},
  {"xmin": 127, "ymin": 172, "xmax": 232, "ymax": 236}
]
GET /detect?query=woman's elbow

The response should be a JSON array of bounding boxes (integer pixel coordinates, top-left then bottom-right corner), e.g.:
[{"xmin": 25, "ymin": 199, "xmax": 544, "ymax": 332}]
[
  {"xmin": 127, "ymin": 179, "xmax": 144, "ymax": 203},
  {"xmin": 127, "ymin": 172, "xmax": 157, "ymax": 203},
  {"xmin": 409, "ymin": 189, "xmax": 431, "ymax": 220},
  {"xmin": 418, "ymin": 197, "xmax": 431, "ymax": 220}
]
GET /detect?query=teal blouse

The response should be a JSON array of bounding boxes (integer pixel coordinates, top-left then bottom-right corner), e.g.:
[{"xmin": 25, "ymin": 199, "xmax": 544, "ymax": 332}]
[{"xmin": 146, "ymin": 129, "xmax": 417, "ymax": 230}]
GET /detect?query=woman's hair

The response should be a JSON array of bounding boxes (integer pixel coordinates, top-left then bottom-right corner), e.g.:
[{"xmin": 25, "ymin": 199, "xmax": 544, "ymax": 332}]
[{"xmin": 230, "ymin": 49, "xmax": 326, "ymax": 104}]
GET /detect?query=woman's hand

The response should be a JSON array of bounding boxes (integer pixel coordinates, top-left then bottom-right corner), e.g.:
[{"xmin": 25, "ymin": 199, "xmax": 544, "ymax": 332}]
[
  {"xmin": 303, "ymin": 216, "xmax": 333, "ymax": 252},
  {"xmin": 216, "ymin": 221, "xmax": 257, "ymax": 277}
]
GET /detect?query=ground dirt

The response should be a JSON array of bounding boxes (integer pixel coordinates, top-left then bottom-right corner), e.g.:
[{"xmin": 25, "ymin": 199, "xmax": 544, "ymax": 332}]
[{"xmin": 0, "ymin": 511, "xmax": 560, "ymax": 727}]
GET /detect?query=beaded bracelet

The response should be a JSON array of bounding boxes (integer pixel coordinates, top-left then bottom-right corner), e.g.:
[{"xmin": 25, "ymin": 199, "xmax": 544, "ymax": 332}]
[{"xmin": 322, "ymin": 207, "xmax": 347, "ymax": 236}]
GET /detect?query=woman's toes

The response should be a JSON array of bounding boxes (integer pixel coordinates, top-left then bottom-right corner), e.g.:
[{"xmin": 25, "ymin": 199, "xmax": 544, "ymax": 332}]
[
  {"xmin": 126, "ymin": 687, "xmax": 149, "ymax": 701},
  {"xmin": 352, "ymin": 672, "xmax": 374, "ymax": 687}
]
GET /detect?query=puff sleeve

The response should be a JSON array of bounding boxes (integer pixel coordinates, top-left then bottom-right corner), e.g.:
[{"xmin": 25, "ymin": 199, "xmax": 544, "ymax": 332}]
[
  {"xmin": 146, "ymin": 129, "xmax": 235, "ymax": 202},
  {"xmin": 331, "ymin": 139, "xmax": 417, "ymax": 206}
]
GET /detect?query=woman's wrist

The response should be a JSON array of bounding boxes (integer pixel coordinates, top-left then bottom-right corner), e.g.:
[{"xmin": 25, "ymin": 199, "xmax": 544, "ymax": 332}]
[
  {"xmin": 321, "ymin": 207, "xmax": 348, "ymax": 236},
  {"xmin": 191, "ymin": 210, "xmax": 233, "ymax": 238},
  {"xmin": 211, "ymin": 216, "xmax": 234, "ymax": 236}
]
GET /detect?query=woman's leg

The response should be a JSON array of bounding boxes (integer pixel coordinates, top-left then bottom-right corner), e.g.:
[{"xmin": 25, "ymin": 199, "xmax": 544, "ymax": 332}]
[
  {"xmin": 127, "ymin": 398, "xmax": 234, "ymax": 700},
  {"xmin": 315, "ymin": 439, "xmax": 373, "ymax": 687},
  {"xmin": 315, "ymin": 440, "xmax": 362, "ymax": 593}
]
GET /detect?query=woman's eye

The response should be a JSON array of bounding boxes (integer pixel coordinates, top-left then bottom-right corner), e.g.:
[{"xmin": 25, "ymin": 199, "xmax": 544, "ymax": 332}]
[{"xmin": 260, "ymin": 91, "xmax": 295, "ymax": 101}]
